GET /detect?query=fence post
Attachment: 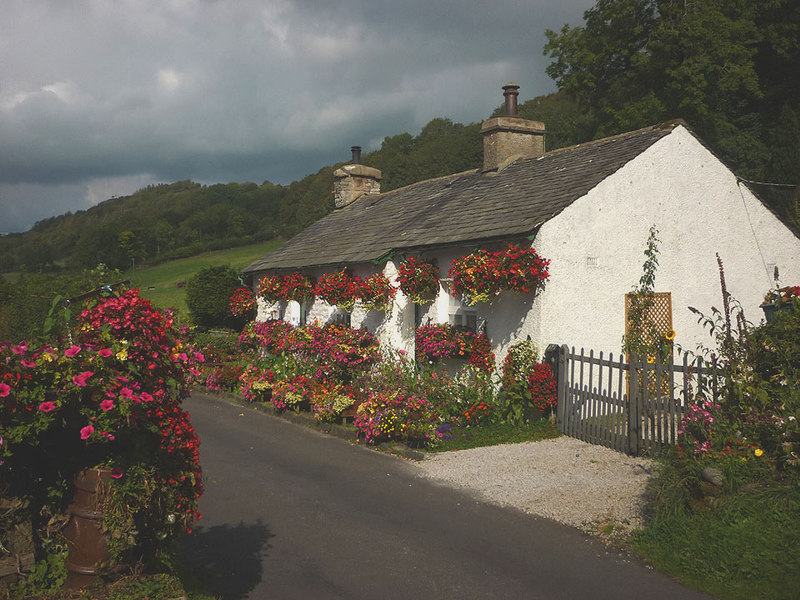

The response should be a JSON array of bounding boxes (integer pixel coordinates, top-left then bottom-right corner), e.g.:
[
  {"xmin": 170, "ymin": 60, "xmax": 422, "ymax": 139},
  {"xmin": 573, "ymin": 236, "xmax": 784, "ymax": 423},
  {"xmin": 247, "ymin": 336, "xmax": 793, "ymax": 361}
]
[
  {"xmin": 627, "ymin": 353, "xmax": 640, "ymax": 455},
  {"xmin": 554, "ymin": 344, "xmax": 568, "ymax": 427}
]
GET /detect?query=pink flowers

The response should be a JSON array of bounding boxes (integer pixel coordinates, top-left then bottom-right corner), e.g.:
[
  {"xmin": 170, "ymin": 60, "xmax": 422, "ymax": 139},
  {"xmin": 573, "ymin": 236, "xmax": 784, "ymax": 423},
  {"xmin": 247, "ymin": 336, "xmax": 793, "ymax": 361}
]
[
  {"xmin": 110, "ymin": 468, "xmax": 124, "ymax": 479},
  {"xmin": 98, "ymin": 348, "xmax": 113, "ymax": 358},
  {"xmin": 0, "ymin": 383, "xmax": 10, "ymax": 397},
  {"xmin": 65, "ymin": 345, "xmax": 82, "ymax": 358},
  {"xmin": 11, "ymin": 342, "xmax": 28, "ymax": 355},
  {"xmin": 100, "ymin": 399, "xmax": 115, "ymax": 411},
  {"xmin": 38, "ymin": 401, "xmax": 56, "ymax": 412},
  {"xmin": 72, "ymin": 371, "xmax": 94, "ymax": 387},
  {"xmin": 20, "ymin": 360, "xmax": 36, "ymax": 367},
  {"xmin": 80, "ymin": 425, "xmax": 95, "ymax": 440},
  {"xmin": 140, "ymin": 392, "xmax": 153, "ymax": 403}
]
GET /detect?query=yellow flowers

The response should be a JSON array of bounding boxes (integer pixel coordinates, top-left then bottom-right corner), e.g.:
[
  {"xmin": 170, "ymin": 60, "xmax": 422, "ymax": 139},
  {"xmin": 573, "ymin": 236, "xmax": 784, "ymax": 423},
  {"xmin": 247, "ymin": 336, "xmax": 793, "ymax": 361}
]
[
  {"xmin": 665, "ymin": 329, "xmax": 676, "ymax": 341},
  {"xmin": 754, "ymin": 448, "xmax": 764, "ymax": 457},
  {"xmin": 647, "ymin": 355, "xmax": 656, "ymax": 364},
  {"xmin": 116, "ymin": 349, "xmax": 128, "ymax": 361}
]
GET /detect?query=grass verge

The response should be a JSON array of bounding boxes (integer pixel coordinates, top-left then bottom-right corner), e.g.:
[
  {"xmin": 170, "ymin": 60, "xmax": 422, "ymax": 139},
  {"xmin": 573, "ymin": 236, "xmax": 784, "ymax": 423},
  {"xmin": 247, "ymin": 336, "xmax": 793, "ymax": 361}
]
[
  {"xmin": 430, "ymin": 419, "xmax": 561, "ymax": 452},
  {"xmin": 632, "ymin": 459, "xmax": 800, "ymax": 600}
]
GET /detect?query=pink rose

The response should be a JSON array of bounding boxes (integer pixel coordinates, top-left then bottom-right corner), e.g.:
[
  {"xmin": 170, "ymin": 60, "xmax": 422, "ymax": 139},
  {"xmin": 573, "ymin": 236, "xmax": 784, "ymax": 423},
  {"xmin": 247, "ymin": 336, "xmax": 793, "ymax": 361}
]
[
  {"xmin": 64, "ymin": 345, "xmax": 82, "ymax": 358},
  {"xmin": 0, "ymin": 383, "xmax": 10, "ymax": 397},
  {"xmin": 80, "ymin": 425, "xmax": 94, "ymax": 440}
]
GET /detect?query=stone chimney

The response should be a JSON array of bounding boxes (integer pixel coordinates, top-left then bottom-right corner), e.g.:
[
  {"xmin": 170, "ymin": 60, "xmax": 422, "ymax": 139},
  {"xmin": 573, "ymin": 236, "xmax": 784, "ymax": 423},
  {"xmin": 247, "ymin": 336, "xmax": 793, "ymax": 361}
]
[
  {"xmin": 480, "ymin": 83, "xmax": 546, "ymax": 172},
  {"xmin": 333, "ymin": 146, "xmax": 382, "ymax": 209}
]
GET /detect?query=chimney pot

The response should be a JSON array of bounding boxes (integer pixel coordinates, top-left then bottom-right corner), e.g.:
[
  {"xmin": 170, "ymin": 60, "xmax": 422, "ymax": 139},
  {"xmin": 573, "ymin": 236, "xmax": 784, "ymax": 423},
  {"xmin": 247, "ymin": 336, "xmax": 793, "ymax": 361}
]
[
  {"xmin": 351, "ymin": 146, "xmax": 362, "ymax": 165},
  {"xmin": 503, "ymin": 82, "xmax": 520, "ymax": 117}
]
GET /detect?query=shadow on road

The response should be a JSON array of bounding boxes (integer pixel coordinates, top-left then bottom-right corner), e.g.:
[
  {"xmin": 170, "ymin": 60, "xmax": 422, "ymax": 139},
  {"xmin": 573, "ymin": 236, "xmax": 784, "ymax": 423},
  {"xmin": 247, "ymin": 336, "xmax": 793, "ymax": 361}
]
[{"xmin": 179, "ymin": 520, "xmax": 274, "ymax": 600}]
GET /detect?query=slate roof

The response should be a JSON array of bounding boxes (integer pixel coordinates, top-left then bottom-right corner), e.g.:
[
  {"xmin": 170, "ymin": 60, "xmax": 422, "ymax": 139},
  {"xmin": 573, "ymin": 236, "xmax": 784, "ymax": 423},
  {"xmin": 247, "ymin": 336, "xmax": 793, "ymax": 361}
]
[{"xmin": 243, "ymin": 122, "xmax": 680, "ymax": 273}]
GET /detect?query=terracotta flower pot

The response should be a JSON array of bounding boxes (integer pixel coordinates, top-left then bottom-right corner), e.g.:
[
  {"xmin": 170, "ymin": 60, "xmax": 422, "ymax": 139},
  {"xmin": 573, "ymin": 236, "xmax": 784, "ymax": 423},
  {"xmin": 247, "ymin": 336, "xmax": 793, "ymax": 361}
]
[{"xmin": 63, "ymin": 468, "xmax": 112, "ymax": 590}]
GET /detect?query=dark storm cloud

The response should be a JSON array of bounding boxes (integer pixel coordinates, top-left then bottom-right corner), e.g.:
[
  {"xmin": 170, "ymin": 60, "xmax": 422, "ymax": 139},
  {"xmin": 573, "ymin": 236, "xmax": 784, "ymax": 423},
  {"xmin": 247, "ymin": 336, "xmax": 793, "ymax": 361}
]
[{"xmin": 0, "ymin": 0, "xmax": 594, "ymax": 233}]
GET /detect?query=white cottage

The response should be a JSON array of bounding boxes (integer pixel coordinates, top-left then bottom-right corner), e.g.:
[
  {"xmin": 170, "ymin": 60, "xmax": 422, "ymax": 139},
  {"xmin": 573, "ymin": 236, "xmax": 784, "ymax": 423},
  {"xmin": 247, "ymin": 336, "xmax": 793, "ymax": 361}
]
[{"xmin": 243, "ymin": 84, "xmax": 800, "ymax": 364}]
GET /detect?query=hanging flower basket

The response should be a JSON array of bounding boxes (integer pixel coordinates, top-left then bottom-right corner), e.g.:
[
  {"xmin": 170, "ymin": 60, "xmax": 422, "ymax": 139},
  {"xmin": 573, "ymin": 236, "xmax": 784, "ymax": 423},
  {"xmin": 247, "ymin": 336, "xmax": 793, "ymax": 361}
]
[
  {"xmin": 359, "ymin": 273, "xmax": 396, "ymax": 312},
  {"xmin": 396, "ymin": 257, "xmax": 440, "ymax": 304},
  {"xmin": 280, "ymin": 272, "xmax": 314, "ymax": 303},
  {"xmin": 314, "ymin": 270, "xmax": 362, "ymax": 311},
  {"xmin": 761, "ymin": 286, "xmax": 799, "ymax": 322},
  {"xmin": 229, "ymin": 287, "xmax": 256, "ymax": 316},
  {"xmin": 257, "ymin": 274, "xmax": 283, "ymax": 304},
  {"xmin": 449, "ymin": 245, "xmax": 550, "ymax": 305}
]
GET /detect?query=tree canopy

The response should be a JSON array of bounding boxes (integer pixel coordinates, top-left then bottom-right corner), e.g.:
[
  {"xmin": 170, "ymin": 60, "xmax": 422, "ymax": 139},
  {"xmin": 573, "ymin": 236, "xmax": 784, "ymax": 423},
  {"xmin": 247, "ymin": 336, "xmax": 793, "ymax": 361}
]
[{"xmin": 544, "ymin": 0, "xmax": 800, "ymax": 220}]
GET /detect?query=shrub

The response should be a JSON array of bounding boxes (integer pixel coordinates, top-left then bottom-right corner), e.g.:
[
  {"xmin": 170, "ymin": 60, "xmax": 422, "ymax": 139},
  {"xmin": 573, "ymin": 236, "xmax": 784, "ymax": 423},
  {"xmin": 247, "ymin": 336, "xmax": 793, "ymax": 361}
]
[{"xmin": 186, "ymin": 265, "xmax": 246, "ymax": 329}]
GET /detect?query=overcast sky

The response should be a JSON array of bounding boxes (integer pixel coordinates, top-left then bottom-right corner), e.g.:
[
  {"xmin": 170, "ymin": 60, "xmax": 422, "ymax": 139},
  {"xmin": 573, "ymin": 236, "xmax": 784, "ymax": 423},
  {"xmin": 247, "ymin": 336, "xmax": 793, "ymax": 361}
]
[{"xmin": 0, "ymin": 0, "xmax": 594, "ymax": 234}]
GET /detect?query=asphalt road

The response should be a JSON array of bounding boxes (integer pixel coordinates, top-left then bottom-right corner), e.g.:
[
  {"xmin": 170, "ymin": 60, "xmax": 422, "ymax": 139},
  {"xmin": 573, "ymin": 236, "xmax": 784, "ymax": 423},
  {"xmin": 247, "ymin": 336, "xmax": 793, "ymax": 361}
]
[{"xmin": 180, "ymin": 392, "xmax": 714, "ymax": 600}]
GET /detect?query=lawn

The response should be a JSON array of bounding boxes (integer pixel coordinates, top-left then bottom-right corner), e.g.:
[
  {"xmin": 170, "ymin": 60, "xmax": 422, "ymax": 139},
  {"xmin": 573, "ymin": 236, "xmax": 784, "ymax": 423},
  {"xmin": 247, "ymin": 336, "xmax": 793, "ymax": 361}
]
[{"xmin": 128, "ymin": 239, "xmax": 282, "ymax": 319}]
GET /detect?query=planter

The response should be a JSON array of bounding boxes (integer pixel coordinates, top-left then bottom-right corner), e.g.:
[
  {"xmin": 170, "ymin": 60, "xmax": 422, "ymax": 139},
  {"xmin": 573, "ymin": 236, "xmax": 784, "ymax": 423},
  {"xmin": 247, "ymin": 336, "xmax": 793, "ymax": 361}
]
[
  {"xmin": 63, "ymin": 468, "xmax": 112, "ymax": 590},
  {"xmin": 760, "ymin": 301, "xmax": 795, "ymax": 323}
]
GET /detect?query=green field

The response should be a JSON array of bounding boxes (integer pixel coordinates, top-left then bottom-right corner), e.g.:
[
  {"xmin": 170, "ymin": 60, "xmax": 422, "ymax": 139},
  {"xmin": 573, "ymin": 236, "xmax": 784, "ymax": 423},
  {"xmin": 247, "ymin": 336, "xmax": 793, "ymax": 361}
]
[{"xmin": 129, "ymin": 239, "xmax": 282, "ymax": 320}]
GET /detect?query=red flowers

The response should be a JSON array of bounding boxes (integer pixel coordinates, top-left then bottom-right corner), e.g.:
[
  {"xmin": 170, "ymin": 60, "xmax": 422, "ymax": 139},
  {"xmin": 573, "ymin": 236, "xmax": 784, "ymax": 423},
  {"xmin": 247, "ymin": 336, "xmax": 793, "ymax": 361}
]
[
  {"xmin": 396, "ymin": 257, "xmax": 440, "ymax": 304},
  {"xmin": 257, "ymin": 272, "xmax": 314, "ymax": 304},
  {"xmin": 229, "ymin": 287, "xmax": 256, "ymax": 316},
  {"xmin": 449, "ymin": 244, "xmax": 550, "ymax": 305},
  {"xmin": 359, "ymin": 273, "xmax": 396, "ymax": 312},
  {"xmin": 314, "ymin": 270, "xmax": 362, "ymax": 311}
]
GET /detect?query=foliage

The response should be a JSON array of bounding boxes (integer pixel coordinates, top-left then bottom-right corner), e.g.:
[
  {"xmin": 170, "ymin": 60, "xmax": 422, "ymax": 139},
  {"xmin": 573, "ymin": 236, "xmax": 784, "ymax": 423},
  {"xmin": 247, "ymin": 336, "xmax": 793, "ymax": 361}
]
[
  {"xmin": 395, "ymin": 257, "xmax": 440, "ymax": 304},
  {"xmin": 633, "ymin": 462, "xmax": 800, "ymax": 600},
  {"xmin": 0, "ymin": 264, "xmax": 124, "ymax": 343},
  {"xmin": 186, "ymin": 265, "xmax": 246, "ymax": 330},
  {"xmin": 544, "ymin": 0, "xmax": 800, "ymax": 225},
  {"xmin": 622, "ymin": 226, "xmax": 674, "ymax": 363},
  {"xmin": 0, "ymin": 289, "xmax": 204, "ymax": 568},
  {"xmin": 497, "ymin": 340, "xmax": 557, "ymax": 425},
  {"xmin": 449, "ymin": 245, "xmax": 550, "ymax": 305}
]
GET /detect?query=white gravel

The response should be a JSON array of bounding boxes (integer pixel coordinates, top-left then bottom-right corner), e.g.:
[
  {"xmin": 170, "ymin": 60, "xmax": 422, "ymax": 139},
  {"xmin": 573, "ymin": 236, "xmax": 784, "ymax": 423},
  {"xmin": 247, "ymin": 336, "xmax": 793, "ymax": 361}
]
[{"xmin": 413, "ymin": 436, "xmax": 654, "ymax": 532}]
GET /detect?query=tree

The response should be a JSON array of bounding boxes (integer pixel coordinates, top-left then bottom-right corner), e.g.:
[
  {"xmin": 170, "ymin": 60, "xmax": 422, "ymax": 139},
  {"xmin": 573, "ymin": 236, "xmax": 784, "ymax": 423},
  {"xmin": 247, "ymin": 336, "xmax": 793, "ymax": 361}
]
[
  {"xmin": 544, "ymin": 0, "xmax": 800, "ymax": 219},
  {"xmin": 185, "ymin": 265, "xmax": 246, "ymax": 330}
]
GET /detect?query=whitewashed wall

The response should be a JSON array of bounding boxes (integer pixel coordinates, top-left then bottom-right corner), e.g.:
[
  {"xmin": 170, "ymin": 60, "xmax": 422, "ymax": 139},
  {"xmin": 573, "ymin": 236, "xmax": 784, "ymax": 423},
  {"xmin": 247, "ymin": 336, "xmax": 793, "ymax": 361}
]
[
  {"xmin": 254, "ymin": 124, "xmax": 800, "ymax": 367},
  {"xmin": 533, "ymin": 125, "xmax": 800, "ymax": 357}
]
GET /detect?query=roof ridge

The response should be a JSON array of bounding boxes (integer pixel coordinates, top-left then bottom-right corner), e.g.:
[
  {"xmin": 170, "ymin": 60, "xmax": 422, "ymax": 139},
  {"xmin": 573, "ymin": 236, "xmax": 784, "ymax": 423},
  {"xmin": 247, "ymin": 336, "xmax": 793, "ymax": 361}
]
[{"xmin": 541, "ymin": 119, "xmax": 686, "ymax": 159}]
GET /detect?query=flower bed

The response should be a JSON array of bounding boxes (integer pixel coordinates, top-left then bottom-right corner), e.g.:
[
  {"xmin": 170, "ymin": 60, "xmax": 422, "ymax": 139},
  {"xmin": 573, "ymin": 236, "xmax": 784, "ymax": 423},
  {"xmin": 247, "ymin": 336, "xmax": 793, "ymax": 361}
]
[{"xmin": 415, "ymin": 323, "xmax": 495, "ymax": 372}]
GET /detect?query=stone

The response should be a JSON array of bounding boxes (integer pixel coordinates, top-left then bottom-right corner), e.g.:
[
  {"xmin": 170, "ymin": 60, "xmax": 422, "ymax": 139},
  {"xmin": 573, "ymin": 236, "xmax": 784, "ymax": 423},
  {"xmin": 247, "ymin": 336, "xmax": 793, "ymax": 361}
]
[{"xmin": 701, "ymin": 466, "xmax": 724, "ymax": 487}]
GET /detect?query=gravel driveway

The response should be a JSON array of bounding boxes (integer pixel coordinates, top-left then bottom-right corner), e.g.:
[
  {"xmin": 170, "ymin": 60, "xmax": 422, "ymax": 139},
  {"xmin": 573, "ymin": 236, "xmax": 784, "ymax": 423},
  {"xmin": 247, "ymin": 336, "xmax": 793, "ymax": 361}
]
[{"xmin": 413, "ymin": 436, "xmax": 654, "ymax": 532}]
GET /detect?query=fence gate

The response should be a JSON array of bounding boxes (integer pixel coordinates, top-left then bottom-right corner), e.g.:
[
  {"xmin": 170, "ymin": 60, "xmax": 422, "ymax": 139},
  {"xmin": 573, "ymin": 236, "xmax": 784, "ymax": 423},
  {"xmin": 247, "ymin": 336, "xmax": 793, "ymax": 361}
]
[{"xmin": 555, "ymin": 345, "xmax": 718, "ymax": 456}]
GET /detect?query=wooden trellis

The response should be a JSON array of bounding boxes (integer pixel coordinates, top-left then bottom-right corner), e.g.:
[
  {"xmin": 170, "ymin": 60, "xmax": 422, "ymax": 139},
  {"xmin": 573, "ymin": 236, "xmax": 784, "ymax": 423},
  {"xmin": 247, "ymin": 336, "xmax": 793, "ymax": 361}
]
[{"xmin": 624, "ymin": 292, "xmax": 673, "ymax": 355}]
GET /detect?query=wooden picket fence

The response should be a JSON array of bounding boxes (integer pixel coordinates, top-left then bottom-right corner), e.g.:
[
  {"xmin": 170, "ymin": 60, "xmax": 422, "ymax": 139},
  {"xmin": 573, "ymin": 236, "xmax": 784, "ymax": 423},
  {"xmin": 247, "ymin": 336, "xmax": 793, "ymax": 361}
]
[{"xmin": 554, "ymin": 345, "xmax": 721, "ymax": 456}]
